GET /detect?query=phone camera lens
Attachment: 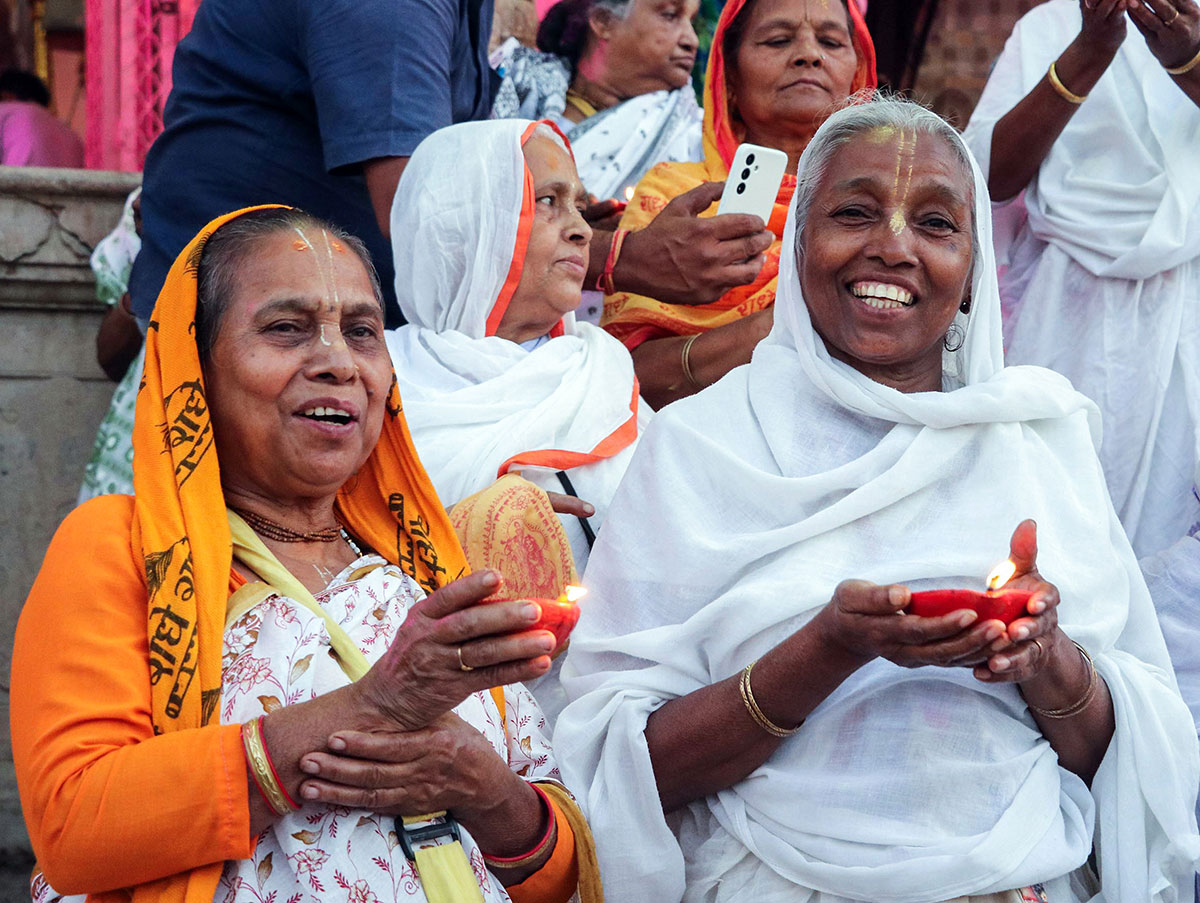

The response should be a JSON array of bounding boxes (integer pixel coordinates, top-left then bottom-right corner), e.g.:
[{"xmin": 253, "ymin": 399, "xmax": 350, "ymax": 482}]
[
  {"xmin": 746, "ymin": 153, "xmax": 756, "ymax": 164},
  {"xmin": 736, "ymin": 183, "xmax": 746, "ymax": 195},
  {"xmin": 741, "ymin": 168, "xmax": 751, "ymax": 180}
]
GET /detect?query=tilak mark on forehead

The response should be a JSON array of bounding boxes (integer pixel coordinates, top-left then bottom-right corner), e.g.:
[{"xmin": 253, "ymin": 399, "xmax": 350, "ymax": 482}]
[{"xmin": 889, "ymin": 129, "xmax": 917, "ymax": 236}]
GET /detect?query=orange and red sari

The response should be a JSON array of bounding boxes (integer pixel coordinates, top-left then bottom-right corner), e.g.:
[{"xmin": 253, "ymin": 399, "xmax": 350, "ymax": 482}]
[{"xmin": 601, "ymin": 0, "xmax": 876, "ymax": 350}]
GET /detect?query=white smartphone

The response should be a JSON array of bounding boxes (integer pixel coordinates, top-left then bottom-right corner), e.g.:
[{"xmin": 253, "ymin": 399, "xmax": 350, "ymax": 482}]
[{"xmin": 716, "ymin": 143, "xmax": 788, "ymax": 223}]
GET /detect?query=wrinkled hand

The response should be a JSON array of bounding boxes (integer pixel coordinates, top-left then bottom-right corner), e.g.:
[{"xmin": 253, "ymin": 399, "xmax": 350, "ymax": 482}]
[
  {"xmin": 297, "ymin": 713, "xmax": 530, "ymax": 822},
  {"xmin": 1079, "ymin": 0, "xmax": 1130, "ymax": 53},
  {"xmin": 545, "ymin": 491, "xmax": 596, "ymax": 519},
  {"xmin": 819, "ymin": 580, "xmax": 1003, "ymax": 670},
  {"xmin": 972, "ymin": 519, "xmax": 1063, "ymax": 685},
  {"xmin": 617, "ymin": 181, "xmax": 774, "ymax": 305},
  {"xmin": 352, "ymin": 570, "xmax": 554, "ymax": 731},
  {"xmin": 1127, "ymin": 0, "xmax": 1200, "ymax": 67}
]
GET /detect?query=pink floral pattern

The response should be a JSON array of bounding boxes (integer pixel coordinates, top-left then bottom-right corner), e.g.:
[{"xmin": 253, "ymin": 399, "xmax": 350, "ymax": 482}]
[{"xmin": 215, "ymin": 555, "xmax": 565, "ymax": 903}]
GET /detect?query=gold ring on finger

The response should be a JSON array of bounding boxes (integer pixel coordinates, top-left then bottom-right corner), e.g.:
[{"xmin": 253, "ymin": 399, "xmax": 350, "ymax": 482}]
[
  {"xmin": 457, "ymin": 646, "xmax": 475, "ymax": 672},
  {"xmin": 1163, "ymin": 5, "xmax": 1180, "ymax": 25},
  {"xmin": 1031, "ymin": 637, "xmax": 1045, "ymax": 658}
]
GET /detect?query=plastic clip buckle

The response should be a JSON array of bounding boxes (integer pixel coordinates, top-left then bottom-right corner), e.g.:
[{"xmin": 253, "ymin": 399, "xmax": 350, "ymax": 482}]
[{"xmin": 398, "ymin": 813, "xmax": 463, "ymax": 863}]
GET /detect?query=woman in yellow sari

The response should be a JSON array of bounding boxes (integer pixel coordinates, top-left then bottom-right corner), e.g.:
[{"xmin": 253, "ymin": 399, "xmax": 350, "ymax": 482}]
[
  {"xmin": 11, "ymin": 206, "xmax": 599, "ymax": 903},
  {"xmin": 602, "ymin": 0, "xmax": 875, "ymax": 408}
]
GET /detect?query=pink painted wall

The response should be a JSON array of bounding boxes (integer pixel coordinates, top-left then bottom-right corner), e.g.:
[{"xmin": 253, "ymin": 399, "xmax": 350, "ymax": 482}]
[{"xmin": 84, "ymin": 0, "xmax": 200, "ymax": 171}]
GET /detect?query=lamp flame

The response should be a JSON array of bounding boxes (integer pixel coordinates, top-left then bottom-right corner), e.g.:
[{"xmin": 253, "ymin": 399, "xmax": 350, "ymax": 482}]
[
  {"xmin": 564, "ymin": 585, "xmax": 588, "ymax": 603},
  {"xmin": 624, "ymin": 186, "xmax": 634, "ymax": 202},
  {"xmin": 986, "ymin": 559, "xmax": 1017, "ymax": 591}
]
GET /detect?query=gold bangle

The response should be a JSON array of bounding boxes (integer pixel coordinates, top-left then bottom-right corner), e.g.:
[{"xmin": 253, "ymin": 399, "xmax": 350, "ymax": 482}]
[
  {"xmin": 242, "ymin": 717, "xmax": 297, "ymax": 816},
  {"xmin": 680, "ymin": 333, "xmax": 704, "ymax": 391},
  {"xmin": 739, "ymin": 662, "xmax": 803, "ymax": 738},
  {"xmin": 1167, "ymin": 44, "xmax": 1200, "ymax": 76},
  {"xmin": 1026, "ymin": 641, "xmax": 1099, "ymax": 719},
  {"xmin": 1047, "ymin": 61, "xmax": 1087, "ymax": 104}
]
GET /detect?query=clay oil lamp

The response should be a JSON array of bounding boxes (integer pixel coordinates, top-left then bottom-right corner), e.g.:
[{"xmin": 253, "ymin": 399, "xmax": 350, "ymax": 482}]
[
  {"xmin": 907, "ymin": 559, "xmax": 1033, "ymax": 625},
  {"xmin": 487, "ymin": 585, "xmax": 586, "ymax": 654}
]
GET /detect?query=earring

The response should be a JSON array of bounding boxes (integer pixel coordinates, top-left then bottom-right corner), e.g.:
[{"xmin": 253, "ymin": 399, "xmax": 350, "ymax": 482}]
[
  {"xmin": 959, "ymin": 296, "xmax": 972, "ymax": 314},
  {"xmin": 943, "ymin": 324, "xmax": 965, "ymax": 352}
]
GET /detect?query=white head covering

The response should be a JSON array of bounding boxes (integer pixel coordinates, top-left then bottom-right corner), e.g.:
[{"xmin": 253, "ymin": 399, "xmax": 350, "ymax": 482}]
[
  {"xmin": 386, "ymin": 119, "xmax": 647, "ymax": 575},
  {"xmin": 556, "ymin": 99, "xmax": 1200, "ymax": 902}
]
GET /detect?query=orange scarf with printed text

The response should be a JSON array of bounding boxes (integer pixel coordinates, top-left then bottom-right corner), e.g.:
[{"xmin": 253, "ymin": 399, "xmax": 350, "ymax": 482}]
[{"xmin": 130, "ymin": 206, "xmax": 469, "ymax": 903}]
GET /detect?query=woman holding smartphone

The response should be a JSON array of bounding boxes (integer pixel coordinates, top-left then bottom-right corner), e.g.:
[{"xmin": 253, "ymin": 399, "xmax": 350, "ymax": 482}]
[{"xmin": 600, "ymin": 0, "xmax": 875, "ymax": 408}]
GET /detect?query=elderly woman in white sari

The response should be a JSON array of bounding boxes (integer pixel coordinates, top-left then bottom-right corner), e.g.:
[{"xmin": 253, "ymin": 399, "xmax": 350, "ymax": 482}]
[
  {"xmin": 962, "ymin": 0, "xmax": 1200, "ymax": 561},
  {"xmin": 492, "ymin": 0, "xmax": 703, "ymax": 204},
  {"xmin": 386, "ymin": 119, "xmax": 650, "ymax": 717},
  {"xmin": 554, "ymin": 98, "xmax": 1200, "ymax": 903}
]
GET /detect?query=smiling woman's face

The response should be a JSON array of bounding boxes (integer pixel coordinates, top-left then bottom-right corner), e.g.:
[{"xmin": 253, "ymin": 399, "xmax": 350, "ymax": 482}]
[
  {"xmin": 203, "ymin": 227, "xmax": 392, "ymax": 503},
  {"xmin": 495, "ymin": 135, "xmax": 592, "ymax": 344},
  {"xmin": 798, "ymin": 128, "xmax": 974, "ymax": 392}
]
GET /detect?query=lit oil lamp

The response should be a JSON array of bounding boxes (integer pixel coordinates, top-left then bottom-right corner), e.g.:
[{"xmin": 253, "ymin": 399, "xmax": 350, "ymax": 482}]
[
  {"xmin": 486, "ymin": 585, "xmax": 586, "ymax": 653},
  {"xmin": 906, "ymin": 559, "xmax": 1033, "ymax": 624}
]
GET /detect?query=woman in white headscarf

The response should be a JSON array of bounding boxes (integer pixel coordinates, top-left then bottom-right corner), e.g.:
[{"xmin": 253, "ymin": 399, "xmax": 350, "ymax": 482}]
[
  {"xmin": 554, "ymin": 97, "xmax": 1200, "ymax": 903},
  {"xmin": 962, "ymin": 0, "xmax": 1200, "ymax": 561},
  {"xmin": 388, "ymin": 120, "xmax": 647, "ymax": 573}
]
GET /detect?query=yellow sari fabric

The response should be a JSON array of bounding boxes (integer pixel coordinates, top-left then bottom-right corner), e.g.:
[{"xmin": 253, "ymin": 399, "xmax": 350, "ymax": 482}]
[
  {"xmin": 601, "ymin": 0, "xmax": 876, "ymax": 349},
  {"xmin": 130, "ymin": 205, "xmax": 470, "ymax": 903}
]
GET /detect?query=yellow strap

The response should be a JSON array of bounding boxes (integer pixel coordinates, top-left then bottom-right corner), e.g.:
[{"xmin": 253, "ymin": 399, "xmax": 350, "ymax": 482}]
[
  {"xmin": 227, "ymin": 512, "xmax": 506, "ymax": 893},
  {"xmin": 410, "ymin": 838, "xmax": 486, "ymax": 903}
]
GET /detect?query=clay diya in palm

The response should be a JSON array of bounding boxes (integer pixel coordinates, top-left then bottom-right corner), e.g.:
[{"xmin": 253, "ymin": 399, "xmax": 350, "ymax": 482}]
[
  {"xmin": 907, "ymin": 559, "xmax": 1033, "ymax": 625},
  {"xmin": 486, "ymin": 585, "xmax": 586, "ymax": 653}
]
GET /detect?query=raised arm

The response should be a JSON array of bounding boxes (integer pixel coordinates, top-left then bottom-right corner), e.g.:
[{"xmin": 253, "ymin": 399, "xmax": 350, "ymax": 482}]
[
  {"xmin": 1127, "ymin": 0, "xmax": 1200, "ymax": 107},
  {"xmin": 986, "ymin": 0, "xmax": 1130, "ymax": 202}
]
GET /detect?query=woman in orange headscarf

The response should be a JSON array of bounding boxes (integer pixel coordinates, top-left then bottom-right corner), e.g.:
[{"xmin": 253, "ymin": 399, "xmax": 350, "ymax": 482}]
[
  {"xmin": 11, "ymin": 206, "xmax": 599, "ymax": 903},
  {"xmin": 602, "ymin": 0, "xmax": 875, "ymax": 408}
]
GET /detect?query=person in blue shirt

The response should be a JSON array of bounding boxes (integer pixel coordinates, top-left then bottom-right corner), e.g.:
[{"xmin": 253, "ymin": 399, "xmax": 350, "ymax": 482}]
[{"xmin": 130, "ymin": 0, "xmax": 496, "ymax": 327}]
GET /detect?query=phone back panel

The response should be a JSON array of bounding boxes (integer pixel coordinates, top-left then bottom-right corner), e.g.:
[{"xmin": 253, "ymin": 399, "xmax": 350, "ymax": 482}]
[{"xmin": 716, "ymin": 144, "xmax": 789, "ymax": 223}]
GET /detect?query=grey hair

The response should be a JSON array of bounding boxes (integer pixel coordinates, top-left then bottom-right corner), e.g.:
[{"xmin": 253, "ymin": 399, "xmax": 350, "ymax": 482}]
[
  {"xmin": 792, "ymin": 96, "xmax": 980, "ymax": 279},
  {"xmin": 195, "ymin": 207, "xmax": 383, "ymax": 360},
  {"xmin": 595, "ymin": 0, "xmax": 633, "ymax": 16}
]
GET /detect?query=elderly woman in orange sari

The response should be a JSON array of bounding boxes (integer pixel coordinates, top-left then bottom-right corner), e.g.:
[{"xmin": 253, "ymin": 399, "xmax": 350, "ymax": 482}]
[
  {"xmin": 602, "ymin": 0, "xmax": 875, "ymax": 408},
  {"xmin": 10, "ymin": 206, "xmax": 599, "ymax": 903}
]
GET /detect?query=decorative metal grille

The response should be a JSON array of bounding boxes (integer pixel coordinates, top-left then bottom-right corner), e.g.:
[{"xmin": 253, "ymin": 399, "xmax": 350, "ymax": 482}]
[{"xmin": 85, "ymin": 0, "xmax": 198, "ymax": 171}]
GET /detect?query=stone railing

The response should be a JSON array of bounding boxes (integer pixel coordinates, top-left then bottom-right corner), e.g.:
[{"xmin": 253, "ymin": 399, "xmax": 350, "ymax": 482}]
[{"xmin": 0, "ymin": 166, "xmax": 140, "ymax": 879}]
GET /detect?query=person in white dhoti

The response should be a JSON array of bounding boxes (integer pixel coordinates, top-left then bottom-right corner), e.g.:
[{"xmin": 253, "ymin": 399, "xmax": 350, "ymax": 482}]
[
  {"xmin": 962, "ymin": 0, "xmax": 1200, "ymax": 561},
  {"xmin": 554, "ymin": 97, "xmax": 1200, "ymax": 903}
]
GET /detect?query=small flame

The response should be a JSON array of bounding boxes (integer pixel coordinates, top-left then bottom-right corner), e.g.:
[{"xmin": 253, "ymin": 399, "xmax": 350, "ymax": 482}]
[
  {"xmin": 986, "ymin": 559, "xmax": 1017, "ymax": 591},
  {"xmin": 624, "ymin": 186, "xmax": 634, "ymax": 202},
  {"xmin": 563, "ymin": 585, "xmax": 588, "ymax": 603}
]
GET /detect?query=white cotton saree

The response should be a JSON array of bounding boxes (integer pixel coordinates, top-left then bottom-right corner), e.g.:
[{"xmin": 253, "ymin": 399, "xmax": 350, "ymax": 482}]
[
  {"xmin": 963, "ymin": 0, "xmax": 1200, "ymax": 559},
  {"xmin": 554, "ymin": 107, "xmax": 1200, "ymax": 902},
  {"xmin": 387, "ymin": 119, "xmax": 649, "ymax": 576}
]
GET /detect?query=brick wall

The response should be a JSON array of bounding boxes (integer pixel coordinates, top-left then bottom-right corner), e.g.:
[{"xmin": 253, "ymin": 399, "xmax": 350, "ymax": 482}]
[{"xmin": 912, "ymin": 0, "xmax": 1050, "ymax": 129}]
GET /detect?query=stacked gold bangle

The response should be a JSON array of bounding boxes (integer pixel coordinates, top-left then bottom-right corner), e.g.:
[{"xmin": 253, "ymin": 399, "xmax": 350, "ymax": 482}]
[
  {"xmin": 1047, "ymin": 62, "xmax": 1087, "ymax": 104},
  {"xmin": 243, "ymin": 716, "xmax": 298, "ymax": 816},
  {"xmin": 1026, "ymin": 641, "xmax": 1098, "ymax": 720},
  {"xmin": 739, "ymin": 662, "xmax": 803, "ymax": 738},
  {"xmin": 1167, "ymin": 44, "xmax": 1200, "ymax": 76}
]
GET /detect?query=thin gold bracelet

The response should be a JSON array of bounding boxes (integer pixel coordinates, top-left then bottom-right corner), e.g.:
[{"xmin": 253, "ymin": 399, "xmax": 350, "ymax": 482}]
[
  {"xmin": 739, "ymin": 662, "xmax": 803, "ymax": 738},
  {"xmin": 1167, "ymin": 44, "xmax": 1200, "ymax": 76},
  {"xmin": 1047, "ymin": 61, "xmax": 1087, "ymax": 104},
  {"xmin": 242, "ymin": 718, "xmax": 297, "ymax": 816},
  {"xmin": 1026, "ymin": 641, "xmax": 1098, "ymax": 719},
  {"xmin": 680, "ymin": 333, "xmax": 704, "ymax": 391}
]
